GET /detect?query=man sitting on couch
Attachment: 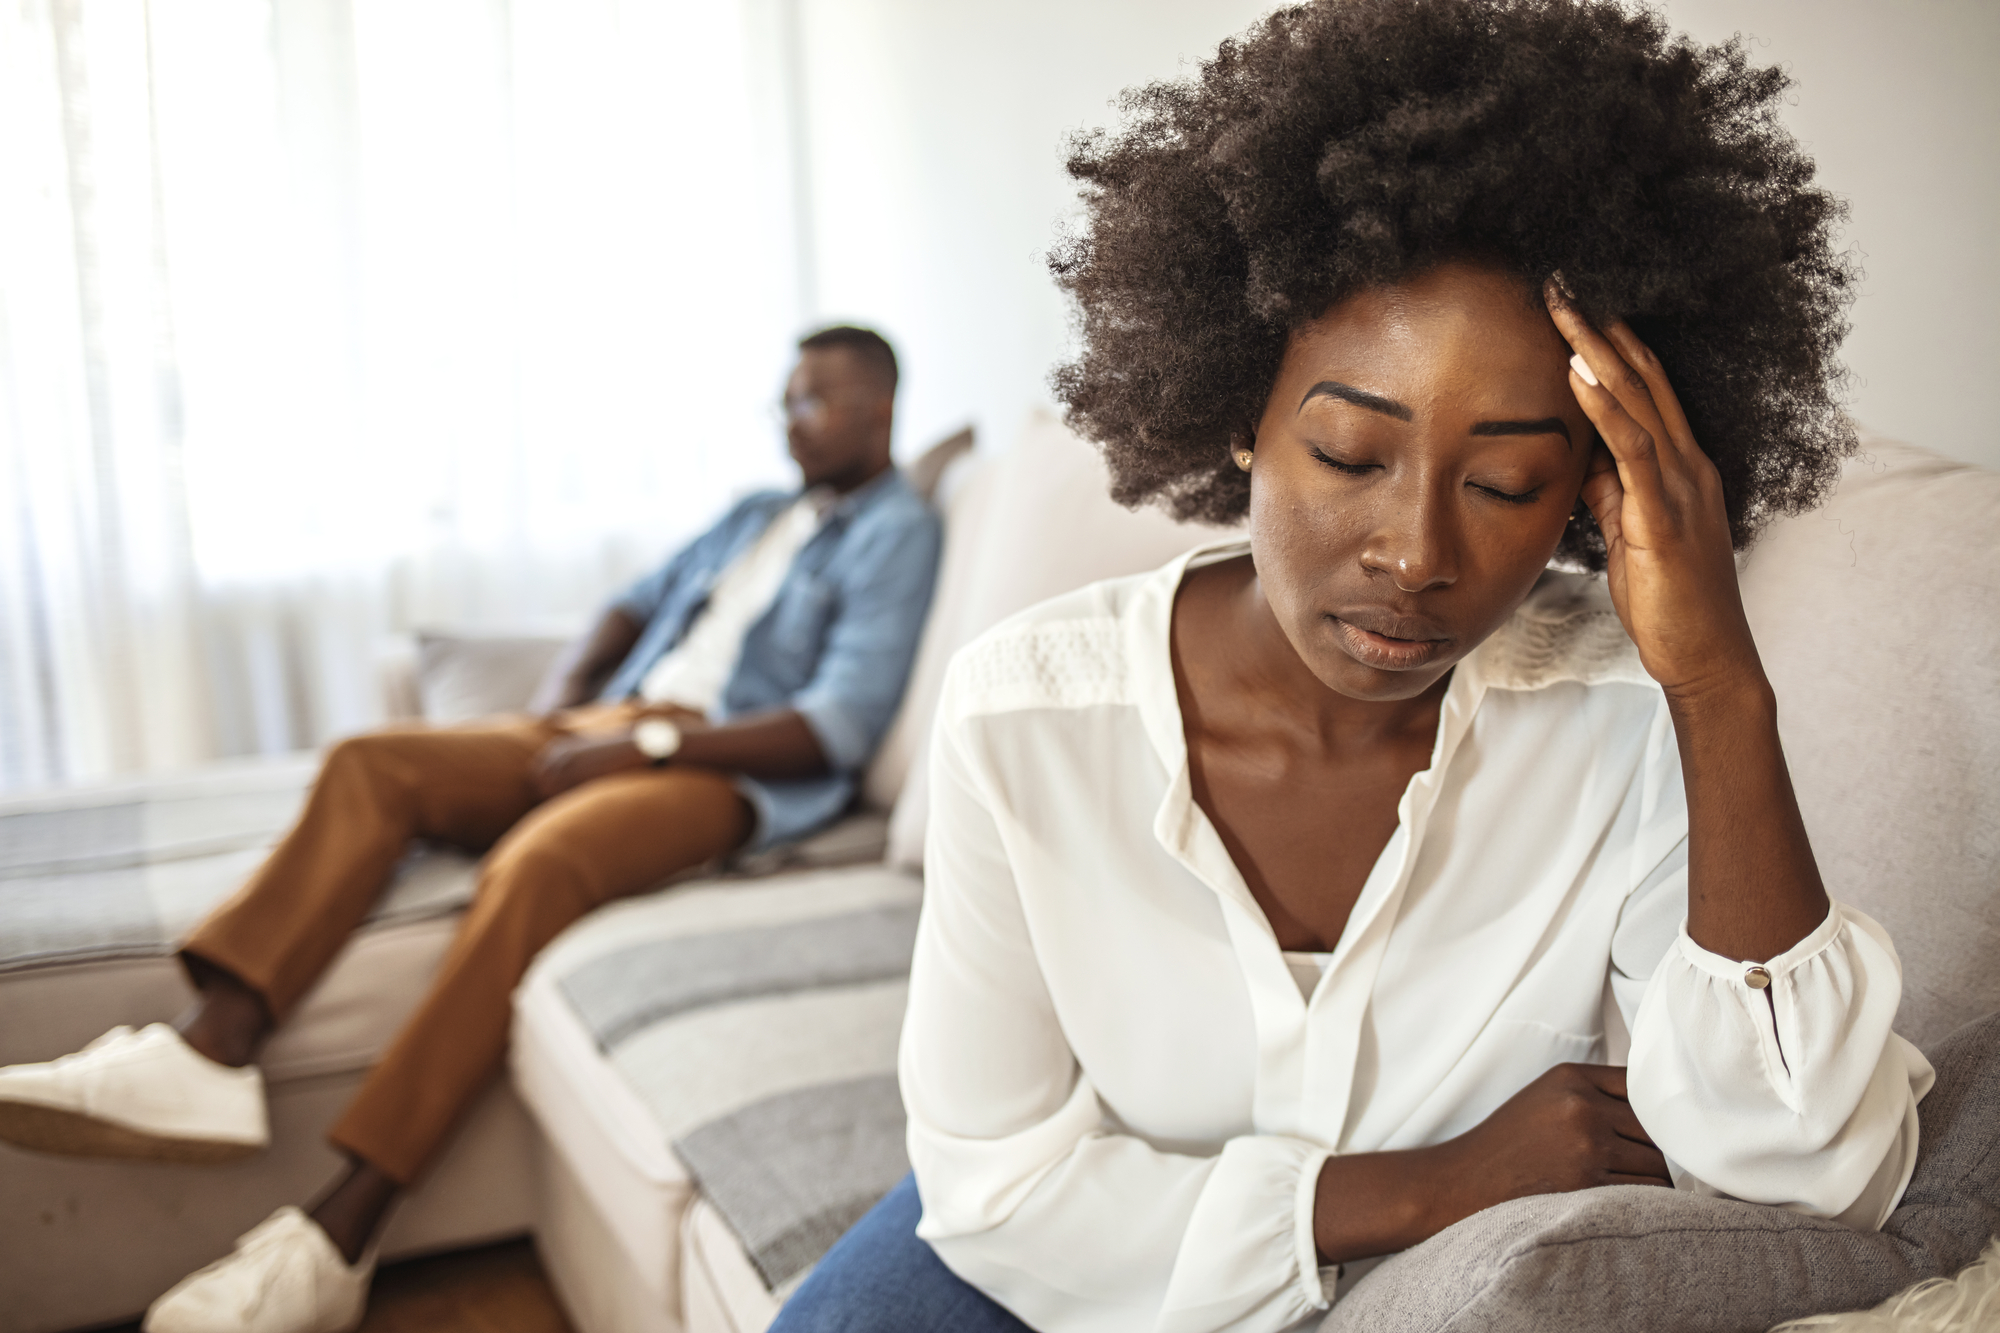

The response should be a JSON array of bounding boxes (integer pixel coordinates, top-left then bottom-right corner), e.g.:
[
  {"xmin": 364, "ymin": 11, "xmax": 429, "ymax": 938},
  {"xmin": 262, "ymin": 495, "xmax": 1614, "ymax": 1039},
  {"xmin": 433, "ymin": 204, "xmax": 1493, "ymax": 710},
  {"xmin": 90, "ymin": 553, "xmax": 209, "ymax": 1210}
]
[{"xmin": 0, "ymin": 325, "xmax": 942, "ymax": 1333}]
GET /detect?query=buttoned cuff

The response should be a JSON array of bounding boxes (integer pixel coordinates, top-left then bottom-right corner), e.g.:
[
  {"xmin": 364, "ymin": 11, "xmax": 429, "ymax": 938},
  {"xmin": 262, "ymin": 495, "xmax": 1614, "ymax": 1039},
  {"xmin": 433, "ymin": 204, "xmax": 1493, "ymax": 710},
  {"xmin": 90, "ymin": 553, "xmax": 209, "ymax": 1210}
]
[
  {"xmin": 1293, "ymin": 1146, "xmax": 1336, "ymax": 1311},
  {"xmin": 1671, "ymin": 902, "xmax": 1843, "ymax": 987}
]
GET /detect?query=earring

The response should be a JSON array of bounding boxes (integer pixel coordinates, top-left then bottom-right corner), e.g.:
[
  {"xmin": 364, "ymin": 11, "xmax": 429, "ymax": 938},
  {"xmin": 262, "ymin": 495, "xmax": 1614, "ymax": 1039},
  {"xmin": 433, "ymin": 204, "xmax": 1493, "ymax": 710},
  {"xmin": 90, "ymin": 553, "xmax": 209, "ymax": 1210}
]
[{"xmin": 1233, "ymin": 448, "xmax": 1253, "ymax": 472}]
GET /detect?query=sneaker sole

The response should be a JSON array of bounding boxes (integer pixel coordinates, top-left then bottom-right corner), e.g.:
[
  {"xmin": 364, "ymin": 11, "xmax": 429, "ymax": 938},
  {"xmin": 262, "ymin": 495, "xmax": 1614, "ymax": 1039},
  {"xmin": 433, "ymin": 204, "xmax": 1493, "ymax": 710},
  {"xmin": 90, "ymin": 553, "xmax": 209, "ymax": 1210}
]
[{"xmin": 0, "ymin": 1100, "xmax": 263, "ymax": 1163}]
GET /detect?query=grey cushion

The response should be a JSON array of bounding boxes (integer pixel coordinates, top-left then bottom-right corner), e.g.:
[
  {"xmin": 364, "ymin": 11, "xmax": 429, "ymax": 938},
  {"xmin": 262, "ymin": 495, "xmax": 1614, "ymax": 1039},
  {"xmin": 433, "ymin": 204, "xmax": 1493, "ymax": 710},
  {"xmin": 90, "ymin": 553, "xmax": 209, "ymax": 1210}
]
[
  {"xmin": 1322, "ymin": 1010, "xmax": 2000, "ymax": 1333},
  {"xmin": 1737, "ymin": 438, "xmax": 2000, "ymax": 1048}
]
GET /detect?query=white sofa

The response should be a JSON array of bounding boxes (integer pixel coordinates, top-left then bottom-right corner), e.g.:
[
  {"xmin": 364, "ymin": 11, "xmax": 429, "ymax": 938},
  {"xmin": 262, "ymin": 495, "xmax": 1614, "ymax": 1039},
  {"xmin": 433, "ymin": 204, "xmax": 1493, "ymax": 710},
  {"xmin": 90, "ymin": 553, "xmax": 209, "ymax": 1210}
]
[
  {"xmin": 1, "ymin": 415, "xmax": 1994, "ymax": 1333},
  {"xmin": 0, "ymin": 411, "xmax": 1193, "ymax": 1333},
  {"xmin": 510, "ymin": 411, "xmax": 1231, "ymax": 1333}
]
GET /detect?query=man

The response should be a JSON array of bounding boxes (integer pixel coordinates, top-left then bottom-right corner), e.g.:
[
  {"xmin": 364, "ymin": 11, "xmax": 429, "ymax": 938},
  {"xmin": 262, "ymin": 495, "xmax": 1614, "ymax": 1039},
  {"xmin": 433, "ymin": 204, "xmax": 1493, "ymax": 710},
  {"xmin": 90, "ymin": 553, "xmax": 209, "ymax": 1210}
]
[{"xmin": 0, "ymin": 326, "xmax": 941, "ymax": 1333}]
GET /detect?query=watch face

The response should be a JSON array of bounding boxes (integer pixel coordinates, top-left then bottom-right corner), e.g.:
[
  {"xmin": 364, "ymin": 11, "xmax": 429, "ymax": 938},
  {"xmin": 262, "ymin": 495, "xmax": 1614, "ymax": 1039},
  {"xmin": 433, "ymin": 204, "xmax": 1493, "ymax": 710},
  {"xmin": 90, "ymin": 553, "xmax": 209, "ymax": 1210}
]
[{"xmin": 635, "ymin": 718, "xmax": 681, "ymax": 759}]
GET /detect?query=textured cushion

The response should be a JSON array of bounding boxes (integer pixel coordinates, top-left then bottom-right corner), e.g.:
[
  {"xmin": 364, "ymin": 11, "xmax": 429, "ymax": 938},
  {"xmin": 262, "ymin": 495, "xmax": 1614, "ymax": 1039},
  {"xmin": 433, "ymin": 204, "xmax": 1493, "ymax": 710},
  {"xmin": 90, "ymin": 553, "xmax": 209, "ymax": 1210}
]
[
  {"xmin": 1738, "ymin": 436, "xmax": 2000, "ymax": 1047},
  {"xmin": 1321, "ymin": 1010, "xmax": 2000, "ymax": 1333}
]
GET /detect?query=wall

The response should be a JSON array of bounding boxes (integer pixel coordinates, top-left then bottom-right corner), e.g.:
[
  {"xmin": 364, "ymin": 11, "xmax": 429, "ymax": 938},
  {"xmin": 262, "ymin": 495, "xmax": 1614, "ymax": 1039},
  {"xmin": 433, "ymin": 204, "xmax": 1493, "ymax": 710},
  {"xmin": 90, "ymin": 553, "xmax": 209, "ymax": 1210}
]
[
  {"xmin": 1658, "ymin": 0, "xmax": 1999, "ymax": 469},
  {"xmin": 794, "ymin": 0, "xmax": 1271, "ymax": 460},
  {"xmin": 798, "ymin": 0, "xmax": 2000, "ymax": 470}
]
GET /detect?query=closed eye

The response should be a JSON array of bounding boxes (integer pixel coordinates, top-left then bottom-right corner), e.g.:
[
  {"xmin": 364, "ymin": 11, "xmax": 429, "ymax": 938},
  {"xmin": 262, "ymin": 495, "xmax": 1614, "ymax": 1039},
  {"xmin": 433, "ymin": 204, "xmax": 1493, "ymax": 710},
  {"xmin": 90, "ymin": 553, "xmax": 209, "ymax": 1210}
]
[
  {"xmin": 1309, "ymin": 446, "xmax": 1377, "ymax": 476},
  {"xmin": 1472, "ymin": 481, "xmax": 1542, "ymax": 505}
]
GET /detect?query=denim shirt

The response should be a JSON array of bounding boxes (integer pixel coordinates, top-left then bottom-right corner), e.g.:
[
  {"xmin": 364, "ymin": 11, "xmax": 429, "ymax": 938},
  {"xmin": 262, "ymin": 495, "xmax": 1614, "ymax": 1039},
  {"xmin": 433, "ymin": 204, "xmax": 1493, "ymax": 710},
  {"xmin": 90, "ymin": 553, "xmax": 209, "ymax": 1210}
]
[{"xmin": 600, "ymin": 467, "xmax": 942, "ymax": 851}]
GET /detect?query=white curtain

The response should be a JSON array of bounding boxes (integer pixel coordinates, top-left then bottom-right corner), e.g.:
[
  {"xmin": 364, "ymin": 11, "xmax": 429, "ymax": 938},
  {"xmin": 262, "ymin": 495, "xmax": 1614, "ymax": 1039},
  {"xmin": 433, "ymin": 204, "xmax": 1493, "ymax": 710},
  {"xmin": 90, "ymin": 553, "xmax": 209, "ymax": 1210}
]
[{"xmin": 0, "ymin": 0, "xmax": 808, "ymax": 791}]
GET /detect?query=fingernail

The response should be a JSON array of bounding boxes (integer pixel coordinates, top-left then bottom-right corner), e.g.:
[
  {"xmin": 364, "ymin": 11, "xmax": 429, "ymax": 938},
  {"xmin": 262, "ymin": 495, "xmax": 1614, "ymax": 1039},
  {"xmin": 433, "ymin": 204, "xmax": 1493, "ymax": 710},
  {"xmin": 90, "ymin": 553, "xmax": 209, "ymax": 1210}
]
[{"xmin": 1570, "ymin": 354, "xmax": 1599, "ymax": 387}]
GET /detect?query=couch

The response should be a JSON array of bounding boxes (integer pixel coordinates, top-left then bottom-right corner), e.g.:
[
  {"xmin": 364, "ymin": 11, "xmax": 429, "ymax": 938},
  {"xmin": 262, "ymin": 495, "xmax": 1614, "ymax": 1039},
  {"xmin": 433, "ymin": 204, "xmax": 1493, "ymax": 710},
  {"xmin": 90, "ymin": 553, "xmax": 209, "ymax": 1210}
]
[{"xmin": 0, "ymin": 414, "xmax": 1993, "ymax": 1333}]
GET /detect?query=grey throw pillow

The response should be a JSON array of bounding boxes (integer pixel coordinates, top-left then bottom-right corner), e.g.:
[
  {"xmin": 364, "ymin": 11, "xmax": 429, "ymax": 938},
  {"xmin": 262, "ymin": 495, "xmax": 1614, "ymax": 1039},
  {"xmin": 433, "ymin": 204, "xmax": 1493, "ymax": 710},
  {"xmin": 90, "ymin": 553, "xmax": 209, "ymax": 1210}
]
[{"xmin": 1322, "ymin": 1011, "xmax": 2000, "ymax": 1333}]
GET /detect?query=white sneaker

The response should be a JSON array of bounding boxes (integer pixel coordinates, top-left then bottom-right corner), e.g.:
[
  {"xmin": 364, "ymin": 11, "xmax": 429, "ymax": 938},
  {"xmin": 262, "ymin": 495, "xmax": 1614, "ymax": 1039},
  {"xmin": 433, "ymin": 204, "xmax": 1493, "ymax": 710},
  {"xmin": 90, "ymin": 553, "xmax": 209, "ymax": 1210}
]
[
  {"xmin": 144, "ymin": 1207, "xmax": 374, "ymax": 1333},
  {"xmin": 0, "ymin": 1023, "xmax": 268, "ymax": 1162}
]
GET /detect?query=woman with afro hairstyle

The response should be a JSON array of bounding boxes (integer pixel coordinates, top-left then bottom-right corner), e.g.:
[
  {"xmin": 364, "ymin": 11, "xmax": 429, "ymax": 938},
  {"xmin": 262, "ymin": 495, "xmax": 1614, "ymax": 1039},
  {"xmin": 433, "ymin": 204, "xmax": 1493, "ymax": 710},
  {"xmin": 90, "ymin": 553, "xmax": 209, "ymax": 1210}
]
[{"xmin": 771, "ymin": 3, "xmax": 1931, "ymax": 1331}]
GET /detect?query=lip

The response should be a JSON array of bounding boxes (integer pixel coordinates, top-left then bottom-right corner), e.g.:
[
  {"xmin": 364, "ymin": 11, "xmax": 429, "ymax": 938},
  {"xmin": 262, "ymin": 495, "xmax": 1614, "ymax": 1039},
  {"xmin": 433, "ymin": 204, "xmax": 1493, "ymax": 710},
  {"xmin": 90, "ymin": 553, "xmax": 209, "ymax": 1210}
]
[{"xmin": 1328, "ymin": 610, "xmax": 1452, "ymax": 671}]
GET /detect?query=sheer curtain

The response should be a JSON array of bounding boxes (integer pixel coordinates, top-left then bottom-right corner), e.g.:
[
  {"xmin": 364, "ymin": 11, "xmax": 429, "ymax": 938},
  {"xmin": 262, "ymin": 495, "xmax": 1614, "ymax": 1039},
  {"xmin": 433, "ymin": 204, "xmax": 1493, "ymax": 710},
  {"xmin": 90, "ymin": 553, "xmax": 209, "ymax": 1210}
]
[{"xmin": 0, "ymin": 0, "xmax": 807, "ymax": 792}]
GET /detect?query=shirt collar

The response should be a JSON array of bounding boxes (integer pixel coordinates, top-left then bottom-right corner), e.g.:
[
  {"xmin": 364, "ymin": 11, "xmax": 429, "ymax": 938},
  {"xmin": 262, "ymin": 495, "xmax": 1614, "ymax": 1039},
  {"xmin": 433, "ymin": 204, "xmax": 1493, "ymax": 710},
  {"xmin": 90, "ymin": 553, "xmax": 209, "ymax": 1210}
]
[
  {"xmin": 1125, "ymin": 538, "xmax": 1488, "ymax": 979},
  {"xmin": 1124, "ymin": 542, "xmax": 1649, "ymax": 896},
  {"xmin": 812, "ymin": 465, "xmax": 903, "ymax": 523}
]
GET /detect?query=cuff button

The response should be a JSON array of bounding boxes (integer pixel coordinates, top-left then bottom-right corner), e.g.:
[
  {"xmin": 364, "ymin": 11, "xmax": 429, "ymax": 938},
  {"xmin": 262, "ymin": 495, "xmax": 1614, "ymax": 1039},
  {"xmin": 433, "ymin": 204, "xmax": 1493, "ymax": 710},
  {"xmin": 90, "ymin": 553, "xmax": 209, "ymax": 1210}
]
[{"xmin": 1744, "ymin": 965, "xmax": 1773, "ymax": 990}]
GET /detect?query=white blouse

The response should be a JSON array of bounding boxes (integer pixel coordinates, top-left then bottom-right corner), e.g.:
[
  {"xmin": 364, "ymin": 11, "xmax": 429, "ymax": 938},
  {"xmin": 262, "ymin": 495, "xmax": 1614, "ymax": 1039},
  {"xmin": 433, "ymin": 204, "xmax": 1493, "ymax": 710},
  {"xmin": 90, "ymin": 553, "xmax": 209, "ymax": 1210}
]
[{"xmin": 900, "ymin": 542, "xmax": 1933, "ymax": 1333}]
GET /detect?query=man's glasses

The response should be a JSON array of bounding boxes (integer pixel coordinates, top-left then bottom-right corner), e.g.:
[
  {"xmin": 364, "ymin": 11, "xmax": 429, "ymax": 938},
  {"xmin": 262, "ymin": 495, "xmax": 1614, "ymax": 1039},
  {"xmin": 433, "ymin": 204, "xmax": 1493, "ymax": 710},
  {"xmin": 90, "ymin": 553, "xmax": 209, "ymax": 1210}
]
[{"xmin": 773, "ymin": 394, "xmax": 833, "ymax": 427}]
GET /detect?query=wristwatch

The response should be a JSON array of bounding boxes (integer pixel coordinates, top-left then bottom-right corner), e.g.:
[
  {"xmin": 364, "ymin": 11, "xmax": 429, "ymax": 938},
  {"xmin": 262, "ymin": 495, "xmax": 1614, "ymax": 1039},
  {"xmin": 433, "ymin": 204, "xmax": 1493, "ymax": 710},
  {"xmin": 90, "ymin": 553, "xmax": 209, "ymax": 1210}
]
[{"xmin": 633, "ymin": 717, "xmax": 684, "ymax": 766}]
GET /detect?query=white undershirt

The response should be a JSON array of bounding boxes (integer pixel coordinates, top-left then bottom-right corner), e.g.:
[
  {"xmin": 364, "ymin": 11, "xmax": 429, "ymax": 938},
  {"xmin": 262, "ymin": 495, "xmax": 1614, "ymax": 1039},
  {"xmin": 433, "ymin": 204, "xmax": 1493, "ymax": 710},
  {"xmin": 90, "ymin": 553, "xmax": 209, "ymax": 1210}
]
[
  {"xmin": 638, "ymin": 493, "xmax": 827, "ymax": 717},
  {"xmin": 1280, "ymin": 951, "xmax": 1332, "ymax": 1002}
]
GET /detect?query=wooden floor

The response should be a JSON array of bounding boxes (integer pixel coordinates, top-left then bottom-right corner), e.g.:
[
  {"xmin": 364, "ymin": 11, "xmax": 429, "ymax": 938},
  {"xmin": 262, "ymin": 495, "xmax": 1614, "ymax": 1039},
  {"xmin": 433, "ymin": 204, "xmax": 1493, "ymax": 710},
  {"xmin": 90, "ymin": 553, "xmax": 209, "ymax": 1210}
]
[
  {"xmin": 100, "ymin": 1239, "xmax": 576, "ymax": 1333},
  {"xmin": 356, "ymin": 1240, "xmax": 575, "ymax": 1333}
]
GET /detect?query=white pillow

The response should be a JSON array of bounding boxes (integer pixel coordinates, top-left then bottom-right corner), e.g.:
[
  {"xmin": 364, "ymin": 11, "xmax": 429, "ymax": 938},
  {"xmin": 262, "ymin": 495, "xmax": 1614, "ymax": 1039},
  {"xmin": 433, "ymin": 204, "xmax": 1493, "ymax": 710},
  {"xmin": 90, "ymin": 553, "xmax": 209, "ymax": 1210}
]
[
  {"xmin": 415, "ymin": 632, "xmax": 569, "ymax": 724},
  {"xmin": 876, "ymin": 409, "xmax": 1236, "ymax": 869}
]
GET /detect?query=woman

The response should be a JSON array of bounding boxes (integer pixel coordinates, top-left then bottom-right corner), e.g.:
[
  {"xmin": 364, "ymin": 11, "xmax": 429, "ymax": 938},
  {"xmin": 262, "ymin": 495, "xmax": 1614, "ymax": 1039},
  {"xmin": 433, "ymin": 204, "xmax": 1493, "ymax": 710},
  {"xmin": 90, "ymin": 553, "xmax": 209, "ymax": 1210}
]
[{"xmin": 774, "ymin": 2, "xmax": 1930, "ymax": 1329}]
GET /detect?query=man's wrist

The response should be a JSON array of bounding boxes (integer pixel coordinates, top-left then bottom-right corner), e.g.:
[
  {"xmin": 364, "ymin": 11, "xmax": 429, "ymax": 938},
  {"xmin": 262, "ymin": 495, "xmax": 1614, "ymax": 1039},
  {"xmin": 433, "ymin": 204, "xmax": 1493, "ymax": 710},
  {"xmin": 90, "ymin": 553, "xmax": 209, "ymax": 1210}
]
[{"xmin": 633, "ymin": 716, "xmax": 684, "ymax": 766}]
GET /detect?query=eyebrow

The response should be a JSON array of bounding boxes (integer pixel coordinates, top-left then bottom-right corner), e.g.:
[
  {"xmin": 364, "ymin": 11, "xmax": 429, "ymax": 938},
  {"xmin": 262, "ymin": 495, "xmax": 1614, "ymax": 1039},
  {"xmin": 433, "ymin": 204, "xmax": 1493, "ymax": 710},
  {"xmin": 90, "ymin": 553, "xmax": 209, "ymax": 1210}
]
[
  {"xmin": 1299, "ymin": 380, "xmax": 1412, "ymax": 421},
  {"xmin": 1299, "ymin": 381, "xmax": 1573, "ymax": 447}
]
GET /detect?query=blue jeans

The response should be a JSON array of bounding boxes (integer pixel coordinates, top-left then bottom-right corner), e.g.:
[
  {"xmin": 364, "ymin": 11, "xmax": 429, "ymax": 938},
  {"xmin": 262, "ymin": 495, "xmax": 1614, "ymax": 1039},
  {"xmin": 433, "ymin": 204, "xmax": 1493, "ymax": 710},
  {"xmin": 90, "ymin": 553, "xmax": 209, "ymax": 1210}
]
[{"xmin": 769, "ymin": 1173, "xmax": 1037, "ymax": 1332}]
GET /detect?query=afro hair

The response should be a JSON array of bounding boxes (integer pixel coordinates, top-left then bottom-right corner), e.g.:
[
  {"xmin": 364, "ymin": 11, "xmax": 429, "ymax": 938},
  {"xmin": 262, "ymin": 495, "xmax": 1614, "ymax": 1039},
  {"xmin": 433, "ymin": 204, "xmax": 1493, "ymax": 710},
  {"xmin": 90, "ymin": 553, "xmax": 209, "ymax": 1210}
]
[{"xmin": 1049, "ymin": 0, "xmax": 1857, "ymax": 566}]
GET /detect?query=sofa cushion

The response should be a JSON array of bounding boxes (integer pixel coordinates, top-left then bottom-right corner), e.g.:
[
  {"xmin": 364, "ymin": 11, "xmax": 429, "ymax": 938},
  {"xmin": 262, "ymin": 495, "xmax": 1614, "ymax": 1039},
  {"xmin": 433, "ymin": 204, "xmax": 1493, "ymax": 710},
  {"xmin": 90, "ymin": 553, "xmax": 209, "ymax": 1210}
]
[
  {"xmin": 0, "ymin": 754, "xmax": 477, "ymax": 1053},
  {"xmin": 1321, "ymin": 1009, "xmax": 2000, "ymax": 1333},
  {"xmin": 1738, "ymin": 436, "xmax": 2000, "ymax": 1048},
  {"xmin": 0, "ymin": 759, "xmax": 536, "ymax": 1333},
  {"xmin": 513, "ymin": 865, "xmax": 924, "ymax": 1323}
]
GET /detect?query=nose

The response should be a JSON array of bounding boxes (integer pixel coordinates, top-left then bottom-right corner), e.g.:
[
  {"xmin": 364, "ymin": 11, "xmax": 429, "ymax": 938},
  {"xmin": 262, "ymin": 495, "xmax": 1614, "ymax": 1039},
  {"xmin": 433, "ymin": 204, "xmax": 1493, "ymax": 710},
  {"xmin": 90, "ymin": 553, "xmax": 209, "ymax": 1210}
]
[{"xmin": 1358, "ymin": 472, "xmax": 1459, "ymax": 593}]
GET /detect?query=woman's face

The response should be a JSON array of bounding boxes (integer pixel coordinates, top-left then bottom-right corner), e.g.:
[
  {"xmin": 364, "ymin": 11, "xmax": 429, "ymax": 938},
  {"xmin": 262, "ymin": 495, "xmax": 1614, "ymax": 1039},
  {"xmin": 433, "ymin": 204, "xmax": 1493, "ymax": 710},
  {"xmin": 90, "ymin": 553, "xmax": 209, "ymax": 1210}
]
[{"xmin": 1248, "ymin": 261, "xmax": 1596, "ymax": 702}]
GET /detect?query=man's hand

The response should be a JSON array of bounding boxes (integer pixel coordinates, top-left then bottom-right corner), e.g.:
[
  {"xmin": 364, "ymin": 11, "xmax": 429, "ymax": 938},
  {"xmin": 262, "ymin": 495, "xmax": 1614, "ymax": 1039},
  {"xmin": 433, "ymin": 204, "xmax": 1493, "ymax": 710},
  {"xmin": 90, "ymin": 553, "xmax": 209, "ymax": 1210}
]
[
  {"xmin": 1313, "ymin": 1063, "xmax": 1669, "ymax": 1264},
  {"xmin": 531, "ymin": 732, "xmax": 650, "ymax": 800},
  {"xmin": 530, "ymin": 609, "xmax": 644, "ymax": 716}
]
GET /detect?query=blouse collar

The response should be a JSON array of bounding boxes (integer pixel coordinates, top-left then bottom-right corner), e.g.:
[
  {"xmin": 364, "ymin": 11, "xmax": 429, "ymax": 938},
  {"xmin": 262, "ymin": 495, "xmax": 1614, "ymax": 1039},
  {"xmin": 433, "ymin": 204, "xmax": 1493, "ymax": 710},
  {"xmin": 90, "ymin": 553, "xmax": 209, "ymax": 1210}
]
[{"xmin": 1123, "ymin": 536, "xmax": 1648, "ymax": 937}]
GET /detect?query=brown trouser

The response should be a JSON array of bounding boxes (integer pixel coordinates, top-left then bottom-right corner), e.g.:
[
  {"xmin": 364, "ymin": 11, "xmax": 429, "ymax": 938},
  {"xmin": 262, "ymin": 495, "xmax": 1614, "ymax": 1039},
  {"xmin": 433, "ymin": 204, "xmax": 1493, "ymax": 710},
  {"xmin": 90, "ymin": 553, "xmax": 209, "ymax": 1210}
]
[{"xmin": 182, "ymin": 705, "xmax": 751, "ymax": 1185}]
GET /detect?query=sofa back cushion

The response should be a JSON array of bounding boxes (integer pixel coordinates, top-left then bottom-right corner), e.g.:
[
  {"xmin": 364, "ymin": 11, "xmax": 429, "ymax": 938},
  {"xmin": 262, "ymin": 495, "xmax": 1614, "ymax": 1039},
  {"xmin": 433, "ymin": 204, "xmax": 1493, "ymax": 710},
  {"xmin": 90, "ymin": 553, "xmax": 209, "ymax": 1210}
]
[
  {"xmin": 869, "ymin": 409, "xmax": 1235, "ymax": 866},
  {"xmin": 1737, "ymin": 437, "xmax": 2000, "ymax": 1047}
]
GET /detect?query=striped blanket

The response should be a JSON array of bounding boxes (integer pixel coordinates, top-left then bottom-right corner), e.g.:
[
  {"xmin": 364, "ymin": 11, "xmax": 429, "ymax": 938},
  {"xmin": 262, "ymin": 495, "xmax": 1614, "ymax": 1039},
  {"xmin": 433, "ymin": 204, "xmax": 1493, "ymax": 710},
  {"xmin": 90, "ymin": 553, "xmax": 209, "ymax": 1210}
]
[
  {"xmin": 546, "ymin": 867, "xmax": 922, "ymax": 1298},
  {"xmin": 0, "ymin": 754, "xmax": 889, "ymax": 977},
  {"xmin": 0, "ymin": 756, "xmax": 476, "ymax": 975}
]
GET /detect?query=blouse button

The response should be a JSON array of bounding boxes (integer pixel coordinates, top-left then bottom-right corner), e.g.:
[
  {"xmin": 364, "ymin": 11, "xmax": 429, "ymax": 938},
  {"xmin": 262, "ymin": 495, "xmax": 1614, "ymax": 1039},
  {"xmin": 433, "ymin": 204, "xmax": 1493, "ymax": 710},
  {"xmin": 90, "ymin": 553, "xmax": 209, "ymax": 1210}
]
[{"xmin": 1744, "ymin": 965, "xmax": 1773, "ymax": 990}]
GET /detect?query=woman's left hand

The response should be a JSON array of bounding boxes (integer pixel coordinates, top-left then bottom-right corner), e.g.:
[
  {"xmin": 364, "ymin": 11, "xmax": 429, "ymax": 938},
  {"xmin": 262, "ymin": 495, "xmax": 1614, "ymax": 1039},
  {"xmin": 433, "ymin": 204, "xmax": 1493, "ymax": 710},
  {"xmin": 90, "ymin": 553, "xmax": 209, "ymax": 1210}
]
[{"xmin": 1545, "ymin": 282, "xmax": 1765, "ymax": 704}]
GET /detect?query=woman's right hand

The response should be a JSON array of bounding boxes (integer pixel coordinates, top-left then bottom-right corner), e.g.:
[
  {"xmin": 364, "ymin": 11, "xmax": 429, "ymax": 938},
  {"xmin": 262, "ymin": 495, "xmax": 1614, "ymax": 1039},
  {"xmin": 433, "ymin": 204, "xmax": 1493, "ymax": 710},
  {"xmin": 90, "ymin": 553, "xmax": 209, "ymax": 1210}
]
[{"xmin": 1314, "ymin": 1063, "xmax": 1670, "ymax": 1265}]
